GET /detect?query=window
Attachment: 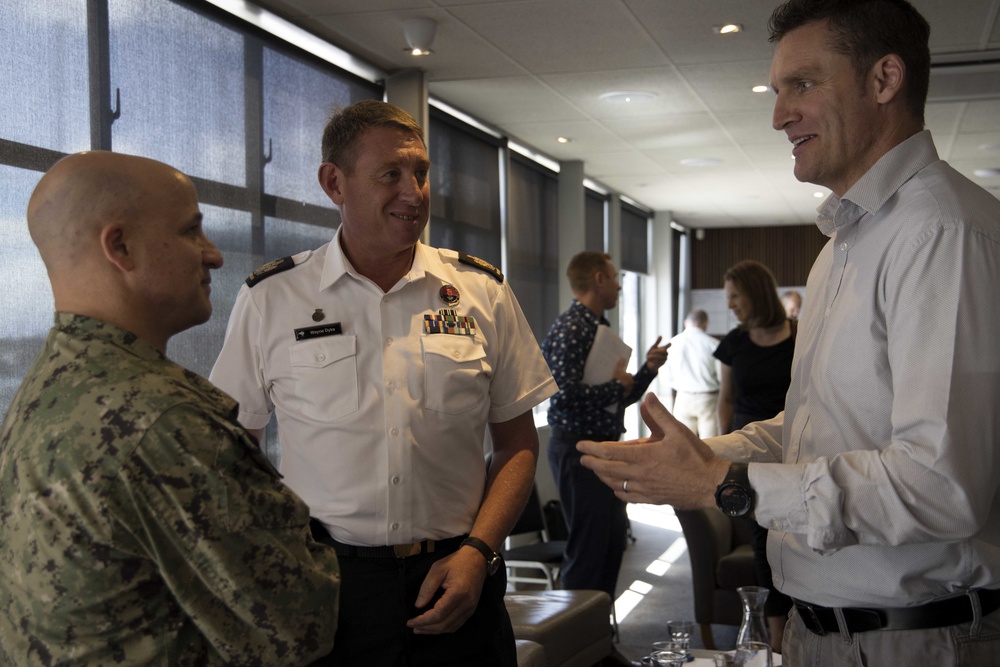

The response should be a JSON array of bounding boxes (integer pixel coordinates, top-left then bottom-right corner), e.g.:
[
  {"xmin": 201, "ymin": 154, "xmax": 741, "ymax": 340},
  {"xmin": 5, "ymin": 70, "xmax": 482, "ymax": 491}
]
[
  {"xmin": 0, "ymin": 166, "xmax": 54, "ymax": 411},
  {"xmin": 585, "ymin": 189, "xmax": 608, "ymax": 252},
  {"xmin": 620, "ymin": 202, "xmax": 651, "ymax": 274},
  {"xmin": 619, "ymin": 270, "xmax": 643, "ymax": 437},
  {"xmin": 507, "ymin": 155, "xmax": 560, "ymax": 344},
  {"xmin": 263, "ymin": 47, "xmax": 378, "ymax": 208},
  {"xmin": 428, "ymin": 110, "xmax": 502, "ymax": 267},
  {"xmin": 617, "ymin": 203, "xmax": 652, "ymax": 436},
  {"xmin": 109, "ymin": 0, "xmax": 247, "ymax": 185},
  {"xmin": 0, "ymin": 0, "xmax": 381, "ymax": 421},
  {"xmin": 1, "ymin": 0, "xmax": 90, "ymax": 155}
]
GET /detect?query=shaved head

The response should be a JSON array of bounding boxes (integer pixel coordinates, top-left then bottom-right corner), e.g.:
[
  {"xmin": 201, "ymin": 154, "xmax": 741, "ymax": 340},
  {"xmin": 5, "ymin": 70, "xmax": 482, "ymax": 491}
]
[
  {"xmin": 28, "ymin": 151, "xmax": 186, "ymax": 275},
  {"xmin": 26, "ymin": 151, "xmax": 222, "ymax": 352}
]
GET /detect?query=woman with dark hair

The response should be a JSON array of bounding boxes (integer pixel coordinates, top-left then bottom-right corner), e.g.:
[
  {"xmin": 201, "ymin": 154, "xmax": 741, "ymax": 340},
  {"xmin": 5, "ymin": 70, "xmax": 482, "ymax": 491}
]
[{"xmin": 714, "ymin": 259, "xmax": 794, "ymax": 652}]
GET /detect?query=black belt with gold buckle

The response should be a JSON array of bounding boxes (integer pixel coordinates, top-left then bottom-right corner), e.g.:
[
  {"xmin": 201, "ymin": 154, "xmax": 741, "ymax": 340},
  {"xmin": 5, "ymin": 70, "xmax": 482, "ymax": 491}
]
[{"xmin": 794, "ymin": 588, "xmax": 1000, "ymax": 636}]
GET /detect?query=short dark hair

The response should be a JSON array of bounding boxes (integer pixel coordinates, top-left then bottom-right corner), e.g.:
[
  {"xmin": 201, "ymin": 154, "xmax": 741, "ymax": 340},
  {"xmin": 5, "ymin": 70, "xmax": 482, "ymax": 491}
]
[
  {"xmin": 685, "ymin": 309, "xmax": 709, "ymax": 328},
  {"xmin": 723, "ymin": 260, "xmax": 786, "ymax": 330},
  {"xmin": 768, "ymin": 0, "xmax": 931, "ymax": 125},
  {"xmin": 321, "ymin": 100, "xmax": 425, "ymax": 173},
  {"xmin": 567, "ymin": 251, "xmax": 612, "ymax": 294}
]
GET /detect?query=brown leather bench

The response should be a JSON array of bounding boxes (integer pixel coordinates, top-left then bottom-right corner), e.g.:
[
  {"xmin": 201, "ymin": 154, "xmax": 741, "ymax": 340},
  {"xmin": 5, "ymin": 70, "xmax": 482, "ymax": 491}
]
[
  {"xmin": 506, "ymin": 590, "xmax": 612, "ymax": 667},
  {"xmin": 516, "ymin": 639, "xmax": 548, "ymax": 667}
]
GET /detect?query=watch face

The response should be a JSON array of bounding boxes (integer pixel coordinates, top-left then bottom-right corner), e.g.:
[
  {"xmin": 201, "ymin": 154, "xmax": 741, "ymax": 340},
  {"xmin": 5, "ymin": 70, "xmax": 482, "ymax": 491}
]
[
  {"xmin": 718, "ymin": 484, "xmax": 752, "ymax": 517},
  {"xmin": 487, "ymin": 557, "xmax": 501, "ymax": 576}
]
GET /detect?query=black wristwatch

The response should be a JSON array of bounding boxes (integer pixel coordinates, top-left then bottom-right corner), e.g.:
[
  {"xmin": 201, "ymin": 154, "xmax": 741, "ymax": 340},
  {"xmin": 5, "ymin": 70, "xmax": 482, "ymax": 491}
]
[
  {"xmin": 715, "ymin": 462, "xmax": 755, "ymax": 518},
  {"xmin": 461, "ymin": 537, "xmax": 502, "ymax": 576}
]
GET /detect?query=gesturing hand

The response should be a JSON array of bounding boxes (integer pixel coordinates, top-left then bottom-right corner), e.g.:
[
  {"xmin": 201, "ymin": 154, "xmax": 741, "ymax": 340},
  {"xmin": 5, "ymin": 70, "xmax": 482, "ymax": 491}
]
[{"xmin": 576, "ymin": 393, "xmax": 729, "ymax": 508}]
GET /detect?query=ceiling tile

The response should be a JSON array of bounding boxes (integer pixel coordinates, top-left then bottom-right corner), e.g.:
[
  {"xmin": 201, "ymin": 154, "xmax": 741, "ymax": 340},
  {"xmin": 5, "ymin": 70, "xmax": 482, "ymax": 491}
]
[
  {"xmin": 248, "ymin": 0, "xmax": 1000, "ymax": 225},
  {"xmin": 429, "ymin": 77, "xmax": 588, "ymax": 124}
]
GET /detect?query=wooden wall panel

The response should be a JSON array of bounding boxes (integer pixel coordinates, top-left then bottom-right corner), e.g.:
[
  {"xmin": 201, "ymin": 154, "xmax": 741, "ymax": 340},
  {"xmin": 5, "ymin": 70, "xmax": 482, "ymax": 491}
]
[{"xmin": 691, "ymin": 225, "xmax": 828, "ymax": 289}]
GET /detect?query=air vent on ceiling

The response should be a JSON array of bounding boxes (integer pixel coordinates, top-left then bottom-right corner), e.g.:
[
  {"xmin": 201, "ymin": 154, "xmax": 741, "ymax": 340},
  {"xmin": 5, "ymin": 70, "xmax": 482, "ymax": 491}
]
[{"xmin": 928, "ymin": 50, "xmax": 1000, "ymax": 102}]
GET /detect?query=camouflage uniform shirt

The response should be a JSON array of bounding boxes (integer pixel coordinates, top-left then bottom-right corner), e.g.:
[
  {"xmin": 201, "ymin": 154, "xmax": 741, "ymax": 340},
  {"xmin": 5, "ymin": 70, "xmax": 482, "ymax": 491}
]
[{"xmin": 0, "ymin": 314, "xmax": 340, "ymax": 666}]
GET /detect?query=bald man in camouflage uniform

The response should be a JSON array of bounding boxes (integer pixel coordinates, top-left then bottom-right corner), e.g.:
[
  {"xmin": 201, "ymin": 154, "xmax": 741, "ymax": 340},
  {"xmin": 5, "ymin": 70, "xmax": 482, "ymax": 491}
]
[{"xmin": 0, "ymin": 151, "xmax": 340, "ymax": 666}]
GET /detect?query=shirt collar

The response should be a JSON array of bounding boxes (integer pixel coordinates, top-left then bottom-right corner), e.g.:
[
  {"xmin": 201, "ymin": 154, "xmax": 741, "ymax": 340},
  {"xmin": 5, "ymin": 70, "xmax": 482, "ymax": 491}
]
[
  {"xmin": 319, "ymin": 227, "xmax": 436, "ymax": 292},
  {"xmin": 815, "ymin": 130, "xmax": 939, "ymax": 237},
  {"xmin": 52, "ymin": 312, "xmax": 239, "ymax": 416},
  {"xmin": 570, "ymin": 299, "xmax": 608, "ymax": 327},
  {"xmin": 55, "ymin": 312, "xmax": 164, "ymax": 362}
]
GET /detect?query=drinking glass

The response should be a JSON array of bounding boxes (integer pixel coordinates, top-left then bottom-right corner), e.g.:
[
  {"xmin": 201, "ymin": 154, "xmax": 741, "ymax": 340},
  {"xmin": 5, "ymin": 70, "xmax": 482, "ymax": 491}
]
[
  {"xmin": 666, "ymin": 619, "xmax": 694, "ymax": 658},
  {"xmin": 734, "ymin": 640, "xmax": 772, "ymax": 667},
  {"xmin": 651, "ymin": 640, "xmax": 685, "ymax": 655},
  {"xmin": 650, "ymin": 649, "xmax": 688, "ymax": 667}
]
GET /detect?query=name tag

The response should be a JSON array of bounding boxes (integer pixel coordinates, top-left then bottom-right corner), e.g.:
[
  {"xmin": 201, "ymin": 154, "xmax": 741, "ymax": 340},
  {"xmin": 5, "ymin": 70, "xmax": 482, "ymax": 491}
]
[{"xmin": 294, "ymin": 323, "xmax": 343, "ymax": 341}]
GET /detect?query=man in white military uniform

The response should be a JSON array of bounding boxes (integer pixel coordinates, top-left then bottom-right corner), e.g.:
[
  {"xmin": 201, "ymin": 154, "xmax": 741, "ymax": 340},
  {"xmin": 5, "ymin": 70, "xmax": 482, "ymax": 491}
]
[{"xmin": 211, "ymin": 100, "xmax": 556, "ymax": 667}]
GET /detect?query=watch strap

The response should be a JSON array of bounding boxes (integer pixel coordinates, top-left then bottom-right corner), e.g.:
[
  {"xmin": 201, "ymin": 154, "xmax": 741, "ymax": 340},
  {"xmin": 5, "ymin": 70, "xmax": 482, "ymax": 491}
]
[{"xmin": 461, "ymin": 536, "xmax": 501, "ymax": 574}]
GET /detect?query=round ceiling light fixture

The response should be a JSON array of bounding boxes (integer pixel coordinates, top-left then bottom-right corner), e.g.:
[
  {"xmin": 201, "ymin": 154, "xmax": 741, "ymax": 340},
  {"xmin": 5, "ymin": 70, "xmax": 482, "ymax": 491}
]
[
  {"xmin": 600, "ymin": 91, "xmax": 658, "ymax": 104},
  {"xmin": 402, "ymin": 17, "xmax": 437, "ymax": 56},
  {"xmin": 680, "ymin": 157, "xmax": 723, "ymax": 167}
]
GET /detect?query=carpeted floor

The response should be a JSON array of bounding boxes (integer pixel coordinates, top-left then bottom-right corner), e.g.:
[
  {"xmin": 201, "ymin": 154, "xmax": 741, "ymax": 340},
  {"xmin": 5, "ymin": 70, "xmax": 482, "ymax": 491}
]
[{"xmin": 610, "ymin": 504, "xmax": 738, "ymax": 662}]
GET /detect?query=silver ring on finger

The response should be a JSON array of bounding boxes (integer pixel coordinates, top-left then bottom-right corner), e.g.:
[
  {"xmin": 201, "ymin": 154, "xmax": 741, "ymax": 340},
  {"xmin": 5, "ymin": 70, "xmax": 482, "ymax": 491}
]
[{"xmin": 622, "ymin": 479, "xmax": 629, "ymax": 493}]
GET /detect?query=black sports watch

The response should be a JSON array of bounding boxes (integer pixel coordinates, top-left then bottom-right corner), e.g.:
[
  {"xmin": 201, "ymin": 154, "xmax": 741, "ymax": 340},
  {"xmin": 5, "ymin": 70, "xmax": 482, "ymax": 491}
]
[
  {"xmin": 461, "ymin": 537, "xmax": 502, "ymax": 576},
  {"xmin": 715, "ymin": 462, "xmax": 755, "ymax": 518}
]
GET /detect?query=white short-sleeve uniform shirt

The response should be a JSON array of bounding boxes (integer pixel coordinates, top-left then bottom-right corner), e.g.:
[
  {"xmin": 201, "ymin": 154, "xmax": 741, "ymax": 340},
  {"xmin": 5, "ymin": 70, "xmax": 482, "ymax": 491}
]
[{"xmin": 211, "ymin": 228, "xmax": 556, "ymax": 547}]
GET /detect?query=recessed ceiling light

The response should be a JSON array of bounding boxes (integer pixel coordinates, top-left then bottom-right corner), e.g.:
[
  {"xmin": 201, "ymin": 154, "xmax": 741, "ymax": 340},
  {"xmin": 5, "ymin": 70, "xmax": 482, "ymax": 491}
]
[
  {"xmin": 405, "ymin": 47, "xmax": 432, "ymax": 56},
  {"xmin": 557, "ymin": 136, "xmax": 570, "ymax": 144},
  {"xmin": 813, "ymin": 191, "xmax": 825, "ymax": 198},
  {"xmin": 680, "ymin": 157, "xmax": 723, "ymax": 167},
  {"xmin": 752, "ymin": 85, "xmax": 770, "ymax": 93},
  {"xmin": 714, "ymin": 23, "xmax": 743, "ymax": 34},
  {"xmin": 974, "ymin": 168, "xmax": 1000, "ymax": 178},
  {"xmin": 600, "ymin": 91, "xmax": 658, "ymax": 104}
]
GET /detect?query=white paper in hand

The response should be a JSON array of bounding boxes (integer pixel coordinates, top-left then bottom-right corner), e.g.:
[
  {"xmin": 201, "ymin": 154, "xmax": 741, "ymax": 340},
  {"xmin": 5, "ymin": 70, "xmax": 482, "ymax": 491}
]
[{"xmin": 583, "ymin": 325, "xmax": 632, "ymax": 414}]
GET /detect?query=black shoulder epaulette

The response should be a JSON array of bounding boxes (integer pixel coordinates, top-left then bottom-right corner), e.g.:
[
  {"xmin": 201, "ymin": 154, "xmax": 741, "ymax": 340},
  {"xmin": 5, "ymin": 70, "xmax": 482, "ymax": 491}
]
[
  {"xmin": 246, "ymin": 256, "xmax": 294, "ymax": 287},
  {"xmin": 458, "ymin": 252, "xmax": 504, "ymax": 283}
]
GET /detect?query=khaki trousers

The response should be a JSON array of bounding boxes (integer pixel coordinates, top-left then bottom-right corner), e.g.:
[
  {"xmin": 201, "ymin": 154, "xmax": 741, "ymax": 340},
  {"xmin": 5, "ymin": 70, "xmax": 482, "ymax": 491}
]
[
  {"xmin": 782, "ymin": 599, "xmax": 1000, "ymax": 667},
  {"xmin": 672, "ymin": 391, "xmax": 719, "ymax": 438}
]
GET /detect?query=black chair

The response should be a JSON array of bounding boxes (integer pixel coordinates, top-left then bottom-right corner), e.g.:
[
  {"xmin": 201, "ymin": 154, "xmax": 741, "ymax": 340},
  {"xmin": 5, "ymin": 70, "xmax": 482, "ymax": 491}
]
[
  {"xmin": 675, "ymin": 508, "xmax": 757, "ymax": 649},
  {"xmin": 502, "ymin": 484, "xmax": 566, "ymax": 589}
]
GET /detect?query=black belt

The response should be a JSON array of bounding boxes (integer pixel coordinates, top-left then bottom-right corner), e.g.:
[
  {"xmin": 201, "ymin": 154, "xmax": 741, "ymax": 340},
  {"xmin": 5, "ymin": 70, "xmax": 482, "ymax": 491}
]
[
  {"xmin": 550, "ymin": 428, "xmax": 614, "ymax": 442},
  {"xmin": 793, "ymin": 588, "xmax": 1000, "ymax": 636},
  {"xmin": 310, "ymin": 519, "xmax": 466, "ymax": 559}
]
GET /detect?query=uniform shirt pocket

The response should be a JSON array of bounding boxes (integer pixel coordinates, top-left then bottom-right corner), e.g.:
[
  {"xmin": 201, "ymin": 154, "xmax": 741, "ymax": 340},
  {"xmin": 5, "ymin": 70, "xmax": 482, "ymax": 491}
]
[
  {"xmin": 421, "ymin": 334, "xmax": 490, "ymax": 414},
  {"xmin": 288, "ymin": 335, "xmax": 359, "ymax": 422}
]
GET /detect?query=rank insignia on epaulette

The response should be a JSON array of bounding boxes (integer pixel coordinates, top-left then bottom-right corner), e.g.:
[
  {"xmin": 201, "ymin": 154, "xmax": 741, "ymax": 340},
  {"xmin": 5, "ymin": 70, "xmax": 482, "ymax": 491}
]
[
  {"xmin": 423, "ymin": 312, "xmax": 477, "ymax": 335},
  {"xmin": 458, "ymin": 253, "xmax": 504, "ymax": 283},
  {"xmin": 246, "ymin": 256, "xmax": 294, "ymax": 287}
]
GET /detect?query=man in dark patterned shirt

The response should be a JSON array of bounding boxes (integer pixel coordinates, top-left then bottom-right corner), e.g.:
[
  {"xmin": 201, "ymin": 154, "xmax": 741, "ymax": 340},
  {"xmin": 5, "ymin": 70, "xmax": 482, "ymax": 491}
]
[
  {"xmin": 541, "ymin": 251, "xmax": 668, "ymax": 620},
  {"xmin": 0, "ymin": 151, "xmax": 340, "ymax": 665}
]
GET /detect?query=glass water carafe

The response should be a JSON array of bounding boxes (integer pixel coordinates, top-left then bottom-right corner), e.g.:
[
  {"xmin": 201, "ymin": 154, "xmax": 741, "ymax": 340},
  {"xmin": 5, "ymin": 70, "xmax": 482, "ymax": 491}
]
[{"xmin": 735, "ymin": 586, "xmax": 773, "ymax": 667}]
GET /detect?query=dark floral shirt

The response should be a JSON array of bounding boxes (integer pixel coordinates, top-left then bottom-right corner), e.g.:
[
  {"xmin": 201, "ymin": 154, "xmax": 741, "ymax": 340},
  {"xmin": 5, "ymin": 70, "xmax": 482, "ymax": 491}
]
[{"xmin": 541, "ymin": 300, "xmax": 656, "ymax": 439}]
